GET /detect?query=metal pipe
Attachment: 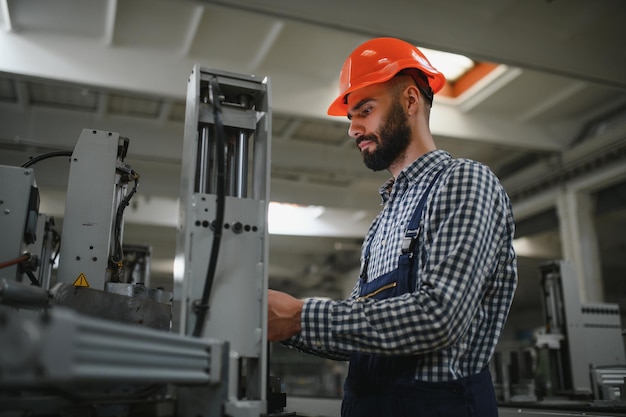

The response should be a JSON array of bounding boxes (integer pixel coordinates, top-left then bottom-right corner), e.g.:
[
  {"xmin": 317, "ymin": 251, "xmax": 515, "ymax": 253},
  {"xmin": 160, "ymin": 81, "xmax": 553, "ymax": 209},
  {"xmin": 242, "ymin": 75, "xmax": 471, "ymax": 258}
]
[
  {"xmin": 227, "ymin": 138, "xmax": 236, "ymax": 197},
  {"xmin": 235, "ymin": 130, "xmax": 248, "ymax": 198},
  {"xmin": 0, "ymin": 307, "xmax": 222, "ymax": 385},
  {"xmin": 198, "ymin": 126, "xmax": 211, "ymax": 193},
  {"xmin": 210, "ymin": 130, "xmax": 219, "ymax": 194},
  {"xmin": 234, "ymin": 94, "xmax": 252, "ymax": 198},
  {"xmin": 0, "ymin": 278, "xmax": 49, "ymax": 309}
]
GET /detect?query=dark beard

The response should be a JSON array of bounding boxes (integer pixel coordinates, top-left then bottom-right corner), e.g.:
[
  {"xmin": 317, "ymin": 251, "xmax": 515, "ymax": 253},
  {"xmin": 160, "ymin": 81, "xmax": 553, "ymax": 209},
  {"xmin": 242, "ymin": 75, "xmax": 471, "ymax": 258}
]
[{"xmin": 358, "ymin": 100, "xmax": 411, "ymax": 171}]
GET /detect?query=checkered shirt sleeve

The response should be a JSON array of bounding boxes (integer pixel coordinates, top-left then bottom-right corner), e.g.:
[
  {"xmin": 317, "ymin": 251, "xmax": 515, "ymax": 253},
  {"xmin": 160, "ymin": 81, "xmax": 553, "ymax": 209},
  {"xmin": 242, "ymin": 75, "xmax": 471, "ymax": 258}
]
[{"xmin": 283, "ymin": 151, "xmax": 518, "ymax": 380}]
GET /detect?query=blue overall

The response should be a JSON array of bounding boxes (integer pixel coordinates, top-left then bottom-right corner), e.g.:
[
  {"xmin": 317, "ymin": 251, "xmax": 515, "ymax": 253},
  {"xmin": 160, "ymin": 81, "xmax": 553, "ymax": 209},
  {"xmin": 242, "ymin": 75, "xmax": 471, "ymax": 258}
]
[{"xmin": 341, "ymin": 168, "xmax": 499, "ymax": 417}]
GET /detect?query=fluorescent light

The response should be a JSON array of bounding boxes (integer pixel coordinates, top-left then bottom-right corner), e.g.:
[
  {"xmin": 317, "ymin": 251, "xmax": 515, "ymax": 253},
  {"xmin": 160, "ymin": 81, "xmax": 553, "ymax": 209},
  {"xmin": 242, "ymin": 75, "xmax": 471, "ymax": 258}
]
[
  {"xmin": 173, "ymin": 253, "xmax": 185, "ymax": 283},
  {"xmin": 269, "ymin": 202, "xmax": 325, "ymax": 221},
  {"xmin": 512, "ymin": 235, "xmax": 561, "ymax": 259},
  {"xmin": 420, "ymin": 48, "xmax": 474, "ymax": 82},
  {"xmin": 267, "ymin": 202, "xmax": 374, "ymax": 237},
  {"xmin": 268, "ymin": 202, "xmax": 325, "ymax": 235}
]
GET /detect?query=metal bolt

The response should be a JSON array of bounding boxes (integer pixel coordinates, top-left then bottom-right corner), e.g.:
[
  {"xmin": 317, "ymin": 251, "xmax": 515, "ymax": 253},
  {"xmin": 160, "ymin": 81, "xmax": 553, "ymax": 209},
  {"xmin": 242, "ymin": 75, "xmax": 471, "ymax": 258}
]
[
  {"xmin": 3, "ymin": 209, "xmax": 10, "ymax": 214},
  {"xmin": 232, "ymin": 221, "xmax": 243, "ymax": 234}
]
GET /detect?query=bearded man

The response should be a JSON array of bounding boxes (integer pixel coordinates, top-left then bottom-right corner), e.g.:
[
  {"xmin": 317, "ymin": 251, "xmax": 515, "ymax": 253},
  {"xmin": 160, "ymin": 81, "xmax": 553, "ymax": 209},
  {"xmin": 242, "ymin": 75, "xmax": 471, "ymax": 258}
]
[{"xmin": 267, "ymin": 37, "xmax": 518, "ymax": 417}]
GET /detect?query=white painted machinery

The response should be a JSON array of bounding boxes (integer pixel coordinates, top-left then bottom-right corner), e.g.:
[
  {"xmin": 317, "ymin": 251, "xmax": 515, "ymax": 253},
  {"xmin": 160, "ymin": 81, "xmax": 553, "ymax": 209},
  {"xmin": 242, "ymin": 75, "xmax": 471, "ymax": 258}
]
[
  {"xmin": 493, "ymin": 260, "xmax": 626, "ymax": 414},
  {"xmin": 537, "ymin": 260, "xmax": 625, "ymax": 400},
  {"xmin": 0, "ymin": 67, "xmax": 286, "ymax": 417}
]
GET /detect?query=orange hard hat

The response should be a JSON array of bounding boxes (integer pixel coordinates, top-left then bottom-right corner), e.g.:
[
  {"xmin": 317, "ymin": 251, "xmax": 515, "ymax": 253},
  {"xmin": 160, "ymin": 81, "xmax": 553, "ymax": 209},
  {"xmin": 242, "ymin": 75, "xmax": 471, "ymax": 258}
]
[{"xmin": 327, "ymin": 37, "xmax": 446, "ymax": 116}]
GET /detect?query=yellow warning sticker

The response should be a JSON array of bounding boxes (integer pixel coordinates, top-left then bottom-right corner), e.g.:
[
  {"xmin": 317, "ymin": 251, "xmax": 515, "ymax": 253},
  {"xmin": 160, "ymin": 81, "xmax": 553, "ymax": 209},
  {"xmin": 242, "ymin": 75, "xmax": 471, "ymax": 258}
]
[{"xmin": 73, "ymin": 273, "xmax": 90, "ymax": 287}]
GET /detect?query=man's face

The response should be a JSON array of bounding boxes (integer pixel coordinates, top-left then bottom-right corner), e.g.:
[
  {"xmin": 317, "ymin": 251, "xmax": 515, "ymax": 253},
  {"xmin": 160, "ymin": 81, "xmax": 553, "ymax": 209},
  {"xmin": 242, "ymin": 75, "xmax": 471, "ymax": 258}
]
[{"xmin": 357, "ymin": 97, "xmax": 411, "ymax": 171}]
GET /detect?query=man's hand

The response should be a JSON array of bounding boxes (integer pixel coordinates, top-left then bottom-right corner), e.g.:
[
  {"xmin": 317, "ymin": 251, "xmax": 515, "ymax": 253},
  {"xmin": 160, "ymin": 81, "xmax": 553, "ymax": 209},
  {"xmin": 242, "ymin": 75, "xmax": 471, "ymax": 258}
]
[{"xmin": 267, "ymin": 289, "xmax": 304, "ymax": 342}]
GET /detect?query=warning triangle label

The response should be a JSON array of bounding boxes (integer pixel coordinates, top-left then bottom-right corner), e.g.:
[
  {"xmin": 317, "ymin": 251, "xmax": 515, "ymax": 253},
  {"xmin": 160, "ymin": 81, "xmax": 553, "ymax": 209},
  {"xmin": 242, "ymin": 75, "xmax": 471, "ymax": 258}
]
[{"xmin": 73, "ymin": 273, "xmax": 90, "ymax": 287}]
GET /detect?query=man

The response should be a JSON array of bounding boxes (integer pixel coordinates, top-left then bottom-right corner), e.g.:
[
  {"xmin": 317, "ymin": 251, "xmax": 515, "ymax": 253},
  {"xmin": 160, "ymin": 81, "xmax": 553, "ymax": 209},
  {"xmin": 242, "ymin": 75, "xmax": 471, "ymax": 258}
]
[{"xmin": 268, "ymin": 37, "xmax": 517, "ymax": 417}]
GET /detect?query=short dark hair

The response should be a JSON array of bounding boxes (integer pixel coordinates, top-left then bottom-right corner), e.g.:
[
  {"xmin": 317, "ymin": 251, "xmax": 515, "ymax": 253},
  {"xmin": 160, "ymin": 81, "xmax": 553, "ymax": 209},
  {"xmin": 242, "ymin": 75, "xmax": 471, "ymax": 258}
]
[{"xmin": 394, "ymin": 69, "xmax": 434, "ymax": 107}]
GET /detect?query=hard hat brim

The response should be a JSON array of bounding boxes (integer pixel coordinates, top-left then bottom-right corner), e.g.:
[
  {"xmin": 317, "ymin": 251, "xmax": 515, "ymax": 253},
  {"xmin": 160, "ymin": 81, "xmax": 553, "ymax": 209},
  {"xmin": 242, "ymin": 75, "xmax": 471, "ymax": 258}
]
[{"xmin": 327, "ymin": 65, "xmax": 446, "ymax": 116}]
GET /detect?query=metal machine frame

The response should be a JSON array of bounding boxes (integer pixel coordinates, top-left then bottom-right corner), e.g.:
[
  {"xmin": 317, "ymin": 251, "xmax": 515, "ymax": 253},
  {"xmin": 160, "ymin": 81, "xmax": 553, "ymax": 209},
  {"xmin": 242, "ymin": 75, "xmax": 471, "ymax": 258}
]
[
  {"xmin": 492, "ymin": 260, "xmax": 626, "ymax": 407},
  {"xmin": 0, "ymin": 66, "xmax": 277, "ymax": 417},
  {"xmin": 538, "ymin": 260, "xmax": 625, "ymax": 398},
  {"xmin": 175, "ymin": 66, "xmax": 272, "ymax": 415},
  {"xmin": 56, "ymin": 129, "xmax": 133, "ymax": 289},
  {"xmin": 0, "ymin": 165, "xmax": 38, "ymax": 283}
]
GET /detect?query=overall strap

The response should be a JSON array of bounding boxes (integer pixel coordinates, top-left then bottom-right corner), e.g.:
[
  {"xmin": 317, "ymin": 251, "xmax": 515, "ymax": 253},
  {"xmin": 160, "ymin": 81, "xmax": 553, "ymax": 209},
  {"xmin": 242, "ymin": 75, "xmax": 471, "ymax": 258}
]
[
  {"xmin": 360, "ymin": 165, "xmax": 448, "ymax": 282},
  {"xmin": 400, "ymin": 166, "xmax": 447, "ymax": 256}
]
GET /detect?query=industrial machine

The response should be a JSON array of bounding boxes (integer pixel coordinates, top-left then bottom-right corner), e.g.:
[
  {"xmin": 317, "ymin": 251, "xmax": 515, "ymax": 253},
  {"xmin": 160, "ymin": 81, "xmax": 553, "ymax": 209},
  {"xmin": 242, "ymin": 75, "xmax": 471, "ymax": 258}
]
[
  {"xmin": 493, "ymin": 260, "xmax": 626, "ymax": 411},
  {"xmin": 0, "ymin": 67, "xmax": 285, "ymax": 416}
]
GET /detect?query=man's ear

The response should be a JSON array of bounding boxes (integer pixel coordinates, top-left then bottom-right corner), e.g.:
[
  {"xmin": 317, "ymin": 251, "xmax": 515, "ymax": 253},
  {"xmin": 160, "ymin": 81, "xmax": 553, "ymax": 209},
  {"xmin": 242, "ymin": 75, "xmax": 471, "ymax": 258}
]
[{"xmin": 405, "ymin": 85, "xmax": 421, "ymax": 115}]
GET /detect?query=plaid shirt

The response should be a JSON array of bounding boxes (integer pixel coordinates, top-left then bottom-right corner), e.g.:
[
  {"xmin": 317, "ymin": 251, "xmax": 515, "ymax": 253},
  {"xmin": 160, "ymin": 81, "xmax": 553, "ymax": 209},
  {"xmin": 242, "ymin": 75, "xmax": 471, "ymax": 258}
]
[{"xmin": 285, "ymin": 150, "xmax": 517, "ymax": 382}]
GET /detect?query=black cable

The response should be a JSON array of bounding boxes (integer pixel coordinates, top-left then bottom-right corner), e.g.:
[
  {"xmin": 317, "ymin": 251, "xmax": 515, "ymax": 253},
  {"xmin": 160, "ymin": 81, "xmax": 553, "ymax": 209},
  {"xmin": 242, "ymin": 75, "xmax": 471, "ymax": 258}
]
[
  {"xmin": 21, "ymin": 151, "xmax": 73, "ymax": 168},
  {"xmin": 50, "ymin": 228, "xmax": 62, "ymax": 265},
  {"xmin": 192, "ymin": 78, "xmax": 226, "ymax": 337},
  {"xmin": 25, "ymin": 270, "xmax": 41, "ymax": 286},
  {"xmin": 109, "ymin": 171, "xmax": 140, "ymax": 281}
]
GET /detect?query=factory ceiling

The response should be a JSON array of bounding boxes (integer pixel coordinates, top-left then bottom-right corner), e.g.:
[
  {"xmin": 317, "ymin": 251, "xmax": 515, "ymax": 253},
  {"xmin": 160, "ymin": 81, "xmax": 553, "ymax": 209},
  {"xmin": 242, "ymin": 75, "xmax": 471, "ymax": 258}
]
[{"xmin": 0, "ymin": 0, "xmax": 625, "ymax": 307}]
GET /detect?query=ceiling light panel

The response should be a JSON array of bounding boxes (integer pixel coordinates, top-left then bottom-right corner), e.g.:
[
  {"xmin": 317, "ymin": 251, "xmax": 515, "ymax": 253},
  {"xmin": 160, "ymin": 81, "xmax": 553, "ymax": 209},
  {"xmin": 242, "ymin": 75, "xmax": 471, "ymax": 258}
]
[
  {"xmin": 420, "ymin": 47, "xmax": 475, "ymax": 82},
  {"xmin": 108, "ymin": 94, "xmax": 161, "ymax": 118},
  {"xmin": 292, "ymin": 119, "xmax": 348, "ymax": 146},
  {"xmin": 28, "ymin": 81, "xmax": 98, "ymax": 111}
]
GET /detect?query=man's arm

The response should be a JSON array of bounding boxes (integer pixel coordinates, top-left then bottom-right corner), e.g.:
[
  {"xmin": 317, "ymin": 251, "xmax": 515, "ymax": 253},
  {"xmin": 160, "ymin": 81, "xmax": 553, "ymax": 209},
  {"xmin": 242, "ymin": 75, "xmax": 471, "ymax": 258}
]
[{"xmin": 269, "ymin": 161, "xmax": 515, "ymax": 358}]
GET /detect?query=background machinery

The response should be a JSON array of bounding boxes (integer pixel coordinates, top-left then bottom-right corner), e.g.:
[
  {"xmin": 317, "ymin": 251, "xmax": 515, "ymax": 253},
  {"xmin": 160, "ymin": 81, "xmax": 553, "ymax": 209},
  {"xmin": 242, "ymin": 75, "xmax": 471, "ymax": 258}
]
[
  {"xmin": 0, "ymin": 67, "xmax": 283, "ymax": 417},
  {"xmin": 493, "ymin": 260, "xmax": 626, "ymax": 414}
]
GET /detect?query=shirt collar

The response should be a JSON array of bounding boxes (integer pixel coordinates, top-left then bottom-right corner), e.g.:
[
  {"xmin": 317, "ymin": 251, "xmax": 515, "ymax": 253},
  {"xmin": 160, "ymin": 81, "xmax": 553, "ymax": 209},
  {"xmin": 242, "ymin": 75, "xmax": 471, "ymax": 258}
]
[{"xmin": 378, "ymin": 150, "xmax": 452, "ymax": 203}]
